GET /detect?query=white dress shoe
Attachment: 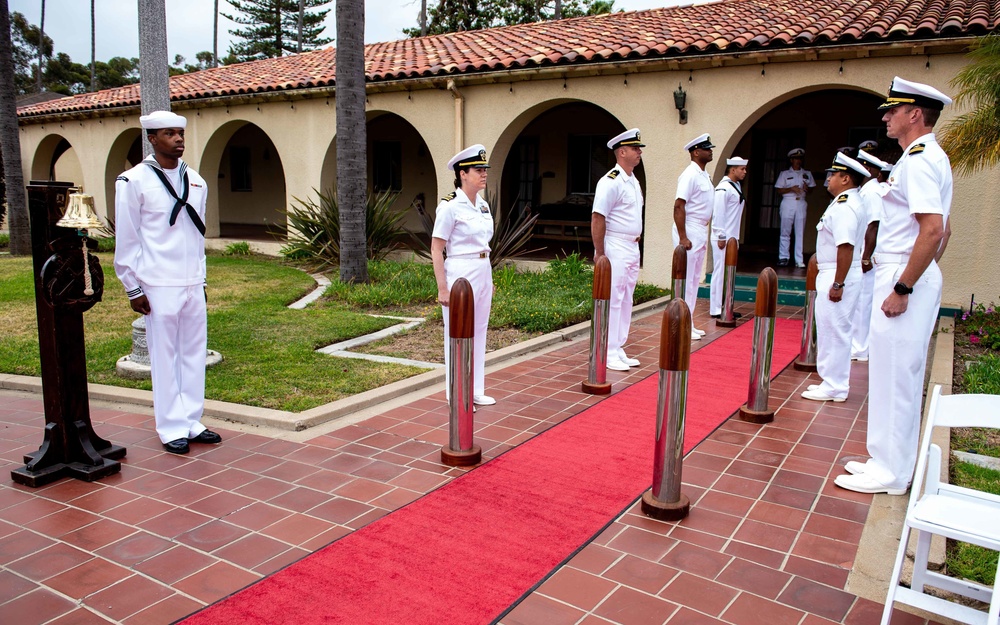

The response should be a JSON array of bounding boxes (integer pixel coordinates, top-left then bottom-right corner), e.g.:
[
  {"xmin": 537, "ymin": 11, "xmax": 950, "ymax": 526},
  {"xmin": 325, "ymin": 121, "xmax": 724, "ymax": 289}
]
[
  {"xmin": 795, "ymin": 262, "xmax": 806, "ymax": 268},
  {"xmin": 807, "ymin": 384, "xmax": 820, "ymax": 391},
  {"xmin": 692, "ymin": 327, "xmax": 706, "ymax": 336},
  {"xmin": 801, "ymin": 389, "xmax": 846, "ymax": 402},
  {"xmin": 618, "ymin": 350, "xmax": 640, "ymax": 367},
  {"xmin": 844, "ymin": 460, "xmax": 868, "ymax": 475},
  {"xmin": 834, "ymin": 473, "xmax": 906, "ymax": 495},
  {"xmin": 606, "ymin": 358, "xmax": 630, "ymax": 371},
  {"xmin": 690, "ymin": 331, "xmax": 702, "ymax": 341},
  {"xmin": 851, "ymin": 355, "xmax": 869, "ymax": 362},
  {"xmin": 473, "ymin": 395, "xmax": 496, "ymax": 406}
]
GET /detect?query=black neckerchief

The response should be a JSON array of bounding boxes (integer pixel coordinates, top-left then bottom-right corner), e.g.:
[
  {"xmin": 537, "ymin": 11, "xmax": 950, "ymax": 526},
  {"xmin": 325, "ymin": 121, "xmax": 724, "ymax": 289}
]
[
  {"xmin": 726, "ymin": 179, "xmax": 744, "ymax": 204},
  {"xmin": 144, "ymin": 161, "xmax": 206, "ymax": 236}
]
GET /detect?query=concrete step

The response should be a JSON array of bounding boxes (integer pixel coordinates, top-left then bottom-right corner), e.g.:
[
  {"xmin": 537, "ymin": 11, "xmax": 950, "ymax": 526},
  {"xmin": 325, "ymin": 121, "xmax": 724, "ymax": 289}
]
[{"xmin": 699, "ymin": 273, "xmax": 807, "ymax": 307}]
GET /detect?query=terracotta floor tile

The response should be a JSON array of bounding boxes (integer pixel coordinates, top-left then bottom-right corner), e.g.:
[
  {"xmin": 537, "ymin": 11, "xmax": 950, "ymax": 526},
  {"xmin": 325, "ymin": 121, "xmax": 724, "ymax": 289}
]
[
  {"xmin": 736, "ymin": 448, "xmax": 786, "ymax": 468},
  {"xmin": 694, "ymin": 491, "xmax": 756, "ymax": 517},
  {"xmin": 84, "ymin": 574, "xmax": 175, "ymax": 621},
  {"xmin": 121, "ymin": 593, "xmax": 203, "ymax": 625},
  {"xmin": 0, "ymin": 568, "xmax": 39, "ymax": 604},
  {"xmin": 94, "ymin": 532, "xmax": 174, "ymax": 567},
  {"xmin": 172, "ymin": 560, "xmax": 261, "ymax": 603},
  {"xmin": 537, "ymin": 566, "xmax": 617, "ymax": 611},
  {"xmin": 45, "ymin": 607, "xmax": 117, "ymax": 625},
  {"xmin": 761, "ymin": 484, "xmax": 817, "ymax": 510},
  {"xmin": 261, "ymin": 459, "xmax": 322, "ymax": 483},
  {"xmin": 293, "ymin": 468, "xmax": 356, "ymax": 493},
  {"xmin": 60, "ymin": 519, "xmax": 136, "ymax": 552},
  {"xmin": 138, "ymin": 507, "xmax": 213, "ymax": 539},
  {"xmin": 717, "ymin": 557, "xmax": 793, "ymax": 599},
  {"xmin": 803, "ymin": 513, "xmax": 865, "ymax": 543},
  {"xmin": 746, "ymin": 500, "xmax": 809, "ymax": 531},
  {"xmin": 782, "ymin": 555, "xmax": 850, "ymax": 589},
  {"xmin": 660, "ymin": 571, "xmax": 739, "ymax": 616},
  {"xmin": 659, "ymin": 543, "xmax": 731, "ymax": 579},
  {"xmin": 0, "ymin": 529, "xmax": 56, "ymax": 564},
  {"xmin": 666, "ymin": 606, "xmax": 728, "ymax": 624},
  {"xmin": 266, "ymin": 486, "xmax": 331, "ymax": 512},
  {"xmin": 103, "ymin": 496, "xmax": 172, "ymax": 525},
  {"xmin": 567, "ymin": 543, "xmax": 622, "ymax": 575},
  {"xmin": 677, "ymin": 507, "xmax": 741, "ymax": 538},
  {"xmin": 0, "ymin": 588, "xmax": 77, "ymax": 625},
  {"xmin": 603, "ymin": 553, "xmax": 679, "ymax": 594},
  {"xmin": 723, "ymin": 591, "xmax": 805, "ymax": 625},
  {"xmin": 501, "ymin": 593, "xmax": 587, "ymax": 625},
  {"xmin": 186, "ymin": 491, "xmax": 256, "ymax": 518},
  {"xmin": 813, "ymin": 494, "xmax": 872, "ymax": 523},
  {"xmin": 733, "ymin": 519, "xmax": 798, "ymax": 552},
  {"xmin": 259, "ymin": 512, "xmax": 334, "ymax": 545},
  {"xmin": 791, "ymin": 533, "xmax": 858, "ymax": 568},
  {"xmin": 388, "ymin": 468, "xmax": 449, "ymax": 492},
  {"xmin": 713, "ymin": 474, "xmax": 768, "ymax": 499},
  {"xmin": 175, "ymin": 519, "xmax": 246, "ymax": 552},
  {"xmin": 778, "ymin": 575, "xmax": 856, "ymax": 621},
  {"xmin": 223, "ymin": 501, "xmax": 293, "ymax": 531},
  {"xmin": 133, "ymin": 544, "xmax": 216, "ymax": 585},
  {"xmin": 46, "ymin": 557, "xmax": 132, "ymax": 599},
  {"xmin": 6, "ymin": 541, "xmax": 93, "ymax": 581},
  {"xmin": 36, "ymin": 479, "xmax": 102, "ymax": 504},
  {"xmin": 333, "ymin": 477, "xmax": 395, "ymax": 502},
  {"xmin": 593, "ymin": 585, "xmax": 677, "ymax": 625},
  {"xmin": 607, "ymin": 526, "xmax": 678, "ymax": 562},
  {"xmin": 724, "ymin": 541, "xmax": 785, "ymax": 568},
  {"xmin": 155, "ymin": 481, "xmax": 222, "ymax": 507}
]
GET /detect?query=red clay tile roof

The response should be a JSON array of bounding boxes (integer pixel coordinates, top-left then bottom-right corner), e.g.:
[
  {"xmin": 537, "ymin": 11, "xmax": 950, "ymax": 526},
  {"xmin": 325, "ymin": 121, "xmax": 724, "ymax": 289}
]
[{"xmin": 17, "ymin": 0, "xmax": 999, "ymax": 119}]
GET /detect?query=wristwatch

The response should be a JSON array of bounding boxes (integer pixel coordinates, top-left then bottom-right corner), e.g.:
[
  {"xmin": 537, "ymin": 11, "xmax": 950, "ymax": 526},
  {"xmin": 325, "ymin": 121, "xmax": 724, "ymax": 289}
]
[
  {"xmin": 861, "ymin": 259, "xmax": 872, "ymax": 267},
  {"xmin": 894, "ymin": 281, "xmax": 913, "ymax": 295},
  {"xmin": 832, "ymin": 282, "xmax": 844, "ymax": 290}
]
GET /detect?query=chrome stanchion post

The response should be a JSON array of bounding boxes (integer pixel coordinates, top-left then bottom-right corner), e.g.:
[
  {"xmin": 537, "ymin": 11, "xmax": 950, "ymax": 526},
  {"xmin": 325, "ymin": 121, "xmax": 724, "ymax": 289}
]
[
  {"xmin": 739, "ymin": 267, "xmax": 778, "ymax": 424},
  {"xmin": 441, "ymin": 278, "xmax": 481, "ymax": 466},
  {"xmin": 671, "ymin": 245, "xmax": 687, "ymax": 301},
  {"xmin": 717, "ymin": 237, "xmax": 739, "ymax": 328},
  {"xmin": 793, "ymin": 255, "xmax": 819, "ymax": 372},
  {"xmin": 582, "ymin": 255, "xmax": 612, "ymax": 395},
  {"xmin": 641, "ymin": 298, "xmax": 692, "ymax": 521}
]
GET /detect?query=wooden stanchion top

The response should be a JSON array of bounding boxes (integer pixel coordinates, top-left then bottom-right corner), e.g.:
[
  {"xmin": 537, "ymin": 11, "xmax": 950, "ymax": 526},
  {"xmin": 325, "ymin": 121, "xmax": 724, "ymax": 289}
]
[
  {"xmin": 448, "ymin": 278, "xmax": 475, "ymax": 338},
  {"xmin": 672, "ymin": 245, "xmax": 687, "ymax": 281},
  {"xmin": 755, "ymin": 267, "xmax": 778, "ymax": 318},
  {"xmin": 805, "ymin": 255, "xmax": 818, "ymax": 291},
  {"xmin": 725, "ymin": 237, "xmax": 739, "ymax": 267},
  {"xmin": 659, "ymin": 298, "xmax": 691, "ymax": 371},
  {"xmin": 593, "ymin": 255, "xmax": 611, "ymax": 301}
]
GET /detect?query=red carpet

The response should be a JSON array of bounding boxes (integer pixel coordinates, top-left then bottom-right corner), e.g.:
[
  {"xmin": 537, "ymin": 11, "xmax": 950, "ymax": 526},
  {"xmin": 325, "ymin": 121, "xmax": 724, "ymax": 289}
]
[{"xmin": 180, "ymin": 317, "xmax": 802, "ymax": 625}]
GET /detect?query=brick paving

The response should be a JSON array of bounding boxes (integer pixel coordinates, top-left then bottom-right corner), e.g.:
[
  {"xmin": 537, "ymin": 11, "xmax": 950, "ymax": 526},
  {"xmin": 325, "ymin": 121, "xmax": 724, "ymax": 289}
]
[{"xmin": 0, "ymin": 301, "xmax": 942, "ymax": 624}]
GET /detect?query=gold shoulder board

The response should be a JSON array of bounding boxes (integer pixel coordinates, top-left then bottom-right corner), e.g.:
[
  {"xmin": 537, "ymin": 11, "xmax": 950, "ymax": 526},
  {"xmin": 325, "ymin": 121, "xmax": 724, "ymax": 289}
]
[
  {"xmin": 607, "ymin": 169, "xmax": 620, "ymax": 179},
  {"xmin": 908, "ymin": 144, "xmax": 925, "ymax": 155},
  {"xmin": 441, "ymin": 191, "xmax": 457, "ymax": 201},
  {"xmin": 836, "ymin": 194, "xmax": 848, "ymax": 203}
]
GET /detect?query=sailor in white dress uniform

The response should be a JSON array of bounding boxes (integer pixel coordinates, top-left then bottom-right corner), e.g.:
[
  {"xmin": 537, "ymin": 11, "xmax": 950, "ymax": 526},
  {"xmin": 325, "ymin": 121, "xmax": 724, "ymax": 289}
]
[
  {"xmin": 672, "ymin": 133, "xmax": 716, "ymax": 340},
  {"xmin": 774, "ymin": 148, "xmax": 816, "ymax": 267},
  {"xmin": 709, "ymin": 156, "xmax": 748, "ymax": 317}
]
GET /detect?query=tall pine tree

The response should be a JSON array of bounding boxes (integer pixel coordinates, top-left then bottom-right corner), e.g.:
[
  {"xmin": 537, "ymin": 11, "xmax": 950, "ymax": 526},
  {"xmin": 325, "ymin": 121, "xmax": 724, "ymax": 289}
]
[
  {"xmin": 223, "ymin": 0, "xmax": 332, "ymax": 62},
  {"xmin": 404, "ymin": 0, "xmax": 615, "ymax": 37}
]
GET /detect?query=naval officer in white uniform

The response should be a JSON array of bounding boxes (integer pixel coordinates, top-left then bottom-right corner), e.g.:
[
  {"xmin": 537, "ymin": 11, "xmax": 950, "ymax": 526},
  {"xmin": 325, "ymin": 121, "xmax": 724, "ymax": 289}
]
[
  {"xmin": 801, "ymin": 152, "xmax": 869, "ymax": 403},
  {"xmin": 835, "ymin": 77, "xmax": 954, "ymax": 495},
  {"xmin": 591, "ymin": 128, "xmax": 645, "ymax": 371},
  {"xmin": 709, "ymin": 156, "xmax": 748, "ymax": 318},
  {"xmin": 114, "ymin": 111, "xmax": 221, "ymax": 455},
  {"xmin": 775, "ymin": 148, "xmax": 816, "ymax": 267},
  {"xmin": 850, "ymin": 148, "xmax": 891, "ymax": 361},
  {"xmin": 673, "ymin": 133, "xmax": 716, "ymax": 340},
  {"xmin": 432, "ymin": 145, "xmax": 496, "ymax": 406}
]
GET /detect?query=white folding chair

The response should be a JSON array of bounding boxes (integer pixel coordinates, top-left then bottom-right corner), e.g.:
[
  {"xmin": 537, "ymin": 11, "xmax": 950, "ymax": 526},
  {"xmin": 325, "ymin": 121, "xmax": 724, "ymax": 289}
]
[{"xmin": 882, "ymin": 384, "xmax": 1000, "ymax": 625}]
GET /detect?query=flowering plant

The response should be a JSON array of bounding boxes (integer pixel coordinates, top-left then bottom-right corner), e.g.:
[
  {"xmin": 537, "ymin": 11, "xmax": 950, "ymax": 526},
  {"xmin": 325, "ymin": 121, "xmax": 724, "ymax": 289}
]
[{"xmin": 959, "ymin": 301, "xmax": 1000, "ymax": 351}]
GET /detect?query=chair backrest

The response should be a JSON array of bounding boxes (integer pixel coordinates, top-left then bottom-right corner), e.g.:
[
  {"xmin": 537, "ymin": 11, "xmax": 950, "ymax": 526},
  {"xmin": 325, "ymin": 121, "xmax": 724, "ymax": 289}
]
[{"xmin": 926, "ymin": 387, "xmax": 1000, "ymax": 429}]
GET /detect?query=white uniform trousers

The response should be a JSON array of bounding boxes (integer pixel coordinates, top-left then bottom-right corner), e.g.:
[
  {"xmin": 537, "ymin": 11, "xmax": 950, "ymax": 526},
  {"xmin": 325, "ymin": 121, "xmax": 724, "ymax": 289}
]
[
  {"xmin": 850, "ymin": 269, "xmax": 875, "ymax": 359},
  {"xmin": 865, "ymin": 261, "xmax": 942, "ymax": 489},
  {"xmin": 143, "ymin": 284, "xmax": 208, "ymax": 444},
  {"xmin": 604, "ymin": 237, "xmax": 640, "ymax": 358},
  {"xmin": 813, "ymin": 270, "xmax": 861, "ymax": 399},
  {"xmin": 779, "ymin": 198, "xmax": 807, "ymax": 264},
  {"xmin": 709, "ymin": 242, "xmax": 727, "ymax": 316},
  {"xmin": 672, "ymin": 223, "xmax": 707, "ymax": 321},
  {"xmin": 442, "ymin": 257, "xmax": 493, "ymax": 397}
]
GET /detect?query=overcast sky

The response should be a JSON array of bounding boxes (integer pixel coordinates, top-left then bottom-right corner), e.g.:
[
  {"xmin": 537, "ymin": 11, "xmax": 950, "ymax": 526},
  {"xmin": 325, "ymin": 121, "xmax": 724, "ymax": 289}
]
[{"xmin": 9, "ymin": 0, "xmax": 689, "ymax": 68}]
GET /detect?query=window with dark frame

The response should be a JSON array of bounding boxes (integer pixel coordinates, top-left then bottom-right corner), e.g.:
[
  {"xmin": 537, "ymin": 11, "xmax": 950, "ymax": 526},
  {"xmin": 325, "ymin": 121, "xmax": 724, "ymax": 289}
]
[
  {"xmin": 229, "ymin": 146, "xmax": 252, "ymax": 192},
  {"xmin": 567, "ymin": 135, "xmax": 615, "ymax": 195},
  {"xmin": 373, "ymin": 141, "xmax": 403, "ymax": 192}
]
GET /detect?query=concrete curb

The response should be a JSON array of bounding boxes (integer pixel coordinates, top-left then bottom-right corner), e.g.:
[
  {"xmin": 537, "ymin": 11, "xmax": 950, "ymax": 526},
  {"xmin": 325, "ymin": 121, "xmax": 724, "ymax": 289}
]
[{"xmin": 0, "ymin": 296, "xmax": 671, "ymax": 432}]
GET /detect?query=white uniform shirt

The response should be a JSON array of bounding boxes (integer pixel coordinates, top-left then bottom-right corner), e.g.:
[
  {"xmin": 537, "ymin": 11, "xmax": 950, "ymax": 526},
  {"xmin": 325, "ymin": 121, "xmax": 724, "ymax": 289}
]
[
  {"xmin": 775, "ymin": 167, "xmax": 816, "ymax": 200},
  {"xmin": 432, "ymin": 190, "xmax": 494, "ymax": 257},
  {"xmin": 675, "ymin": 162, "xmax": 714, "ymax": 225},
  {"xmin": 113, "ymin": 156, "xmax": 207, "ymax": 298},
  {"xmin": 878, "ymin": 133, "xmax": 953, "ymax": 255},
  {"xmin": 815, "ymin": 188, "xmax": 864, "ymax": 275},
  {"xmin": 711, "ymin": 176, "xmax": 744, "ymax": 242},
  {"xmin": 592, "ymin": 167, "xmax": 643, "ymax": 238}
]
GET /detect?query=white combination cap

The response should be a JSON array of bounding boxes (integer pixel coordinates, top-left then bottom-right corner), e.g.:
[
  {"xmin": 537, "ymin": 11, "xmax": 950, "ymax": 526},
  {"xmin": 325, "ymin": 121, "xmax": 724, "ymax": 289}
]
[
  {"xmin": 858, "ymin": 139, "xmax": 878, "ymax": 151},
  {"xmin": 787, "ymin": 147, "xmax": 805, "ymax": 158},
  {"xmin": 447, "ymin": 144, "xmax": 490, "ymax": 171},
  {"xmin": 856, "ymin": 150, "xmax": 890, "ymax": 171},
  {"xmin": 140, "ymin": 110, "xmax": 187, "ymax": 130},
  {"xmin": 726, "ymin": 156, "xmax": 748, "ymax": 166},
  {"xmin": 683, "ymin": 133, "xmax": 714, "ymax": 151},
  {"xmin": 607, "ymin": 128, "xmax": 644, "ymax": 149},
  {"xmin": 878, "ymin": 76, "xmax": 952, "ymax": 111},
  {"xmin": 825, "ymin": 152, "xmax": 870, "ymax": 177}
]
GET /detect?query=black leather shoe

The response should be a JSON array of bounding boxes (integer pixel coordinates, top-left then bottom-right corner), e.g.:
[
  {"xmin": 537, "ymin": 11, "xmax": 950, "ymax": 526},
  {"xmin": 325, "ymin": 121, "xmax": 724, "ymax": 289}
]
[
  {"xmin": 189, "ymin": 430, "xmax": 222, "ymax": 444},
  {"xmin": 777, "ymin": 259, "xmax": 790, "ymax": 267},
  {"xmin": 163, "ymin": 439, "xmax": 190, "ymax": 454},
  {"xmin": 710, "ymin": 314, "xmax": 721, "ymax": 319},
  {"xmin": 733, "ymin": 312, "xmax": 743, "ymax": 319}
]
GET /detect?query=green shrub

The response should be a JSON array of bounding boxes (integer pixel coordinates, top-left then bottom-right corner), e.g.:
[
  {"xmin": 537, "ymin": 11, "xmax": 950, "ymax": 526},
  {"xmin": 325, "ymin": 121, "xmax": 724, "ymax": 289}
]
[
  {"xmin": 281, "ymin": 188, "xmax": 407, "ymax": 268},
  {"xmin": 95, "ymin": 236, "xmax": 115, "ymax": 252},
  {"xmin": 224, "ymin": 241, "xmax": 252, "ymax": 256},
  {"xmin": 963, "ymin": 353, "xmax": 1000, "ymax": 395},
  {"xmin": 0, "ymin": 233, "xmax": 9, "ymax": 248}
]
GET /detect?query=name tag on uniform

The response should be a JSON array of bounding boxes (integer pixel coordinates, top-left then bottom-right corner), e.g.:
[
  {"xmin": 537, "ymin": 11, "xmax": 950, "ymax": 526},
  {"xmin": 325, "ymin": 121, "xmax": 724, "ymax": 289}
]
[
  {"xmin": 191, "ymin": 183, "xmax": 203, "ymax": 188},
  {"xmin": 480, "ymin": 206, "xmax": 489, "ymax": 214}
]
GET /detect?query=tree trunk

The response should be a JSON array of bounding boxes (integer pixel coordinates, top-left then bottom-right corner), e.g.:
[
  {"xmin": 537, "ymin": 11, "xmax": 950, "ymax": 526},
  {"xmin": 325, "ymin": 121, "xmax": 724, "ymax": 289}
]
[
  {"xmin": 297, "ymin": 0, "xmax": 305, "ymax": 53},
  {"xmin": 554, "ymin": 0, "xmax": 562, "ymax": 20},
  {"xmin": 137, "ymin": 0, "xmax": 171, "ymax": 158},
  {"xmin": 0, "ymin": 0, "xmax": 31, "ymax": 255},
  {"xmin": 420, "ymin": 0, "xmax": 426, "ymax": 36},
  {"xmin": 90, "ymin": 0, "xmax": 95, "ymax": 91},
  {"xmin": 36, "ymin": 0, "xmax": 45, "ymax": 91},
  {"xmin": 213, "ymin": 0, "xmax": 219, "ymax": 66},
  {"xmin": 336, "ymin": 0, "xmax": 368, "ymax": 284}
]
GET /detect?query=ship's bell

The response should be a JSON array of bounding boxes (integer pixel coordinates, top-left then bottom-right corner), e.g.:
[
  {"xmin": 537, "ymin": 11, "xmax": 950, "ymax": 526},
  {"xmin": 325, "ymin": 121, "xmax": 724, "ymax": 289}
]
[{"xmin": 56, "ymin": 190, "xmax": 104, "ymax": 230}]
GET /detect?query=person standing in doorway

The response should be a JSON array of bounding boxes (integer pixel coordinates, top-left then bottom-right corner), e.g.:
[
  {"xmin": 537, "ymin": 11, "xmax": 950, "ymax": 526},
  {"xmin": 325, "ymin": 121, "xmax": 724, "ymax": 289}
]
[
  {"xmin": 592, "ymin": 129, "xmax": 645, "ymax": 371},
  {"xmin": 673, "ymin": 133, "xmax": 716, "ymax": 340},
  {"xmin": 114, "ymin": 111, "xmax": 221, "ymax": 455},
  {"xmin": 709, "ymin": 156, "xmax": 748, "ymax": 318},
  {"xmin": 835, "ymin": 77, "xmax": 953, "ymax": 495},
  {"xmin": 775, "ymin": 148, "xmax": 816, "ymax": 268}
]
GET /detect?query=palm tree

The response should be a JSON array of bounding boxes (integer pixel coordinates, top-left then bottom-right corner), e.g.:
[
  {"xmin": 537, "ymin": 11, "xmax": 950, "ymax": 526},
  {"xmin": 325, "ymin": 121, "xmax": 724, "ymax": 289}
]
[
  {"xmin": 940, "ymin": 34, "xmax": 1000, "ymax": 175},
  {"xmin": 336, "ymin": 0, "xmax": 368, "ymax": 283},
  {"xmin": 0, "ymin": 0, "xmax": 30, "ymax": 255},
  {"xmin": 36, "ymin": 0, "xmax": 45, "ymax": 91},
  {"xmin": 90, "ymin": 0, "xmax": 95, "ymax": 91}
]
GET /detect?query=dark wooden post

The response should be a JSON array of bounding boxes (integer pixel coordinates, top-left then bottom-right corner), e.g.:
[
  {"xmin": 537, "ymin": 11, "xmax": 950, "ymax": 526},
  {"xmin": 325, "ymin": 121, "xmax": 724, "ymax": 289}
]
[
  {"xmin": 441, "ymin": 278, "xmax": 481, "ymax": 466},
  {"xmin": 717, "ymin": 237, "xmax": 740, "ymax": 328},
  {"xmin": 794, "ymin": 255, "xmax": 819, "ymax": 372},
  {"xmin": 11, "ymin": 182, "xmax": 126, "ymax": 487},
  {"xmin": 671, "ymin": 245, "xmax": 687, "ymax": 301}
]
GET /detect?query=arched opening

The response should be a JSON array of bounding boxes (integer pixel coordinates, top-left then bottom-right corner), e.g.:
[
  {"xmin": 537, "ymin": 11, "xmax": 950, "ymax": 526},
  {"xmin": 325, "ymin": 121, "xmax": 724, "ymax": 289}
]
[
  {"xmin": 715, "ymin": 87, "xmax": 885, "ymax": 273},
  {"xmin": 31, "ymin": 134, "xmax": 82, "ymax": 185},
  {"xmin": 201, "ymin": 121, "xmax": 287, "ymax": 239},
  {"xmin": 495, "ymin": 100, "xmax": 639, "ymax": 258},
  {"xmin": 103, "ymin": 129, "xmax": 143, "ymax": 221},
  {"xmin": 319, "ymin": 111, "xmax": 436, "ymax": 232}
]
